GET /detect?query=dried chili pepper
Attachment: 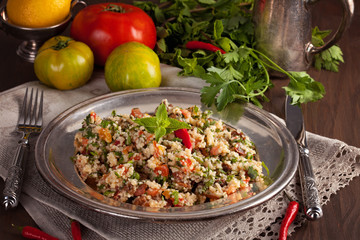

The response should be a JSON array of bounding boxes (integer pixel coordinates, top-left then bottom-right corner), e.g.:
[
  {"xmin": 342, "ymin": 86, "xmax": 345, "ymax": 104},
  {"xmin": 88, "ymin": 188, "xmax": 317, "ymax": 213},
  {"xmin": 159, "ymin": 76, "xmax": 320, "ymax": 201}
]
[
  {"xmin": 185, "ymin": 41, "xmax": 226, "ymax": 54},
  {"xmin": 71, "ymin": 220, "xmax": 82, "ymax": 240},
  {"xmin": 13, "ymin": 225, "xmax": 59, "ymax": 240},
  {"xmin": 174, "ymin": 129, "xmax": 192, "ymax": 150},
  {"xmin": 278, "ymin": 201, "xmax": 299, "ymax": 240}
]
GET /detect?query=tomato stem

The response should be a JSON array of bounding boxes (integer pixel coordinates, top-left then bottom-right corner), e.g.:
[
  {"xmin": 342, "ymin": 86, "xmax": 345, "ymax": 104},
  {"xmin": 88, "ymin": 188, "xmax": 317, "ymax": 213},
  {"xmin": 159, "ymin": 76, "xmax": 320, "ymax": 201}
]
[
  {"xmin": 103, "ymin": 4, "xmax": 126, "ymax": 13},
  {"xmin": 51, "ymin": 37, "xmax": 72, "ymax": 51}
]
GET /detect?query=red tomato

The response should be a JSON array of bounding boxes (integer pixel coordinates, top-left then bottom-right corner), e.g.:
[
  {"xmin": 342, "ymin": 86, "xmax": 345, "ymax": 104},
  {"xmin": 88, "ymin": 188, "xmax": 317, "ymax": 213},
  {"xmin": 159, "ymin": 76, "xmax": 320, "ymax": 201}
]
[{"xmin": 70, "ymin": 3, "xmax": 156, "ymax": 66}]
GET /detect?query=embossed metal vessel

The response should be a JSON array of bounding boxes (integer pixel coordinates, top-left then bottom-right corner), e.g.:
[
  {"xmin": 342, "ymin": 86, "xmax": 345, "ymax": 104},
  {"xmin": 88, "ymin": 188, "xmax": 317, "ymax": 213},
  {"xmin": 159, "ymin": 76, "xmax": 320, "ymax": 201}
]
[{"xmin": 253, "ymin": 0, "xmax": 354, "ymax": 73}]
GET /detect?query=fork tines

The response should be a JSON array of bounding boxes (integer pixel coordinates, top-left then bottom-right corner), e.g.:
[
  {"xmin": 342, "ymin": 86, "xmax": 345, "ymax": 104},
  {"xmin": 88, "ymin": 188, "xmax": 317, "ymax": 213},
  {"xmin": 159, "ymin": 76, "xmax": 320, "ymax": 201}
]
[{"xmin": 18, "ymin": 88, "xmax": 43, "ymax": 128}]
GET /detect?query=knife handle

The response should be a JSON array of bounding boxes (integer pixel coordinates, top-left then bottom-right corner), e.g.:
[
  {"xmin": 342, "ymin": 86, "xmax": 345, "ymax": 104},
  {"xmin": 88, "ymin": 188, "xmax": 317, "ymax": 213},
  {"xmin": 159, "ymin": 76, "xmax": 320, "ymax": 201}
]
[
  {"xmin": 2, "ymin": 138, "xmax": 29, "ymax": 210},
  {"xmin": 298, "ymin": 145, "xmax": 323, "ymax": 220}
]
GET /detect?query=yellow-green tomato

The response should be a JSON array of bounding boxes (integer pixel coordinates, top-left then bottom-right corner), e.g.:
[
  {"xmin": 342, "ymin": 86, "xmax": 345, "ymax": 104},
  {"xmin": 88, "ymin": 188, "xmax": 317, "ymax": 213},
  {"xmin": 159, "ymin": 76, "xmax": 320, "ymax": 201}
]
[
  {"xmin": 104, "ymin": 41, "xmax": 161, "ymax": 91},
  {"xmin": 34, "ymin": 36, "xmax": 94, "ymax": 90}
]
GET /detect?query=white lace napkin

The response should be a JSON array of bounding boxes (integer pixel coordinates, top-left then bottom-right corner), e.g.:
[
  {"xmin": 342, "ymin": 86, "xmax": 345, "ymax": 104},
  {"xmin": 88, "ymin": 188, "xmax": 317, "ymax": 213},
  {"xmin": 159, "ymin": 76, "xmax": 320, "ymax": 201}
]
[{"xmin": 1, "ymin": 65, "xmax": 359, "ymax": 240}]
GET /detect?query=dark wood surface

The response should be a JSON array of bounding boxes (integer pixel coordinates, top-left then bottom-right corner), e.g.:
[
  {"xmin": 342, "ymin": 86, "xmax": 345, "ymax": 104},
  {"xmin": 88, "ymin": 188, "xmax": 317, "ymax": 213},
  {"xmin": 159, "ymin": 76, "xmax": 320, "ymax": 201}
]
[{"xmin": 1, "ymin": 0, "xmax": 359, "ymax": 239}]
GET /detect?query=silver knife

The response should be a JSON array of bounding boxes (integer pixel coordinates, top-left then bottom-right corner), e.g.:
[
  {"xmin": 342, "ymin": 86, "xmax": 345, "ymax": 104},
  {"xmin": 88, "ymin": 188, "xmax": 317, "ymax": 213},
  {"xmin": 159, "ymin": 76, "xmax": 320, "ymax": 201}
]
[{"xmin": 285, "ymin": 96, "xmax": 323, "ymax": 220}]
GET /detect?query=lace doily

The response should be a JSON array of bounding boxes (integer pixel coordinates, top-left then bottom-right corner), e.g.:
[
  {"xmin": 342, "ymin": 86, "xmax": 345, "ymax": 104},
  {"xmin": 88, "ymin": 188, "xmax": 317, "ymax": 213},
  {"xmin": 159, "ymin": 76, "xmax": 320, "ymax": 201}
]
[{"xmin": 206, "ymin": 133, "xmax": 360, "ymax": 240}]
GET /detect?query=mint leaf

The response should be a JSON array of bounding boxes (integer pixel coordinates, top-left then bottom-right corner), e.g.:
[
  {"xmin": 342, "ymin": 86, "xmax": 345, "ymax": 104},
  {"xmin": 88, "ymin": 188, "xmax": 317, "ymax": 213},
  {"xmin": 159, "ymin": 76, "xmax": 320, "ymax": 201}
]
[
  {"xmin": 156, "ymin": 103, "xmax": 169, "ymax": 126},
  {"xmin": 155, "ymin": 127, "xmax": 166, "ymax": 142},
  {"xmin": 166, "ymin": 118, "xmax": 191, "ymax": 134},
  {"xmin": 134, "ymin": 117, "xmax": 158, "ymax": 133},
  {"xmin": 134, "ymin": 103, "xmax": 191, "ymax": 141}
]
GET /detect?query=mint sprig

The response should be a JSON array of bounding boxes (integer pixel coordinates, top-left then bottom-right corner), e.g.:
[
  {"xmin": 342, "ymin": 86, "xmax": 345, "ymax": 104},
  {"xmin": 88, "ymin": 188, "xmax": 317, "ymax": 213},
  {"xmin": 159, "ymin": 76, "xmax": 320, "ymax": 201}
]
[{"xmin": 134, "ymin": 103, "xmax": 191, "ymax": 141}]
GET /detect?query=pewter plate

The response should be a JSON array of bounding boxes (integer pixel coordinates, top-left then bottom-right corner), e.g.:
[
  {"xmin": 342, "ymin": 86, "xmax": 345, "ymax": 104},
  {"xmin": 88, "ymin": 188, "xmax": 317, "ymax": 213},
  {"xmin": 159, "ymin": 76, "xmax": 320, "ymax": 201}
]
[{"xmin": 35, "ymin": 88, "xmax": 298, "ymax": 222}]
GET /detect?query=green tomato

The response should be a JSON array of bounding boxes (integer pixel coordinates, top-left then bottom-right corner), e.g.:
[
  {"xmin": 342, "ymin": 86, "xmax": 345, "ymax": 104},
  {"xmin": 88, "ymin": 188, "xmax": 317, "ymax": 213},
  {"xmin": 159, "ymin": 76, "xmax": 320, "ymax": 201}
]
[
  {"xmin": 104, "ymin": 41, "xmax": 161, "ymax": 91},
  {"xmin": 34, "ymin": 36, "xmax": 94, "ymax": 90}
]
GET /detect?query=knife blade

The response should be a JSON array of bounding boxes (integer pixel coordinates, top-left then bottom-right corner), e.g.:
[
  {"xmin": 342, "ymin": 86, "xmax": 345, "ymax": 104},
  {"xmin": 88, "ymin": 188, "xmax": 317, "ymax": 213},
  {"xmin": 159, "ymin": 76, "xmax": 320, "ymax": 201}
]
[{"xmin": 285, "ymin": 96, "xmax": 323, "ymax": 220}]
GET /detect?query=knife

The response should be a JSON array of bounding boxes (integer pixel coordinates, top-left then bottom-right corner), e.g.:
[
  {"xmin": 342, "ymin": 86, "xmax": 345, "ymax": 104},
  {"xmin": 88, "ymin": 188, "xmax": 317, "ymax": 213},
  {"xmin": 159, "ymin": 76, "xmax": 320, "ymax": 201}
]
[{"xmin": 285, "ymin": 96, "xmax": 323, "ymax": 220}]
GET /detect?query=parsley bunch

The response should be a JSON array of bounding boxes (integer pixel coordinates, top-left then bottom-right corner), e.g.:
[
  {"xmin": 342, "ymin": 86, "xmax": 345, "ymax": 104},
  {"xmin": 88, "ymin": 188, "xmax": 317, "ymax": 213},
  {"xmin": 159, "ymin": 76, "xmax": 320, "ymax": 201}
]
[
  {"xmin": 135, "ymin": 0, "xmax": 342, "ymax": 110},
  {"xmin": 312, "ymin": 27, "xmax": 344, "ymax": 72}
]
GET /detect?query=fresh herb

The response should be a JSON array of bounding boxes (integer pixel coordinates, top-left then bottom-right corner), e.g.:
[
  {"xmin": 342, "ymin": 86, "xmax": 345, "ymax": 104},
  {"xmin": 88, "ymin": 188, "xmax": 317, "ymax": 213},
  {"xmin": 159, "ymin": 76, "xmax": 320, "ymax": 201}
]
[
  {"xmin": 134, "ymin": 103, "xmax": 191, "ymax": 141},
  {"xmin": 262, "ymin": 161, "xmax": 270, "ymax": 176},
  {"xmin": 103, "ymin": 190, "xmax": 114, "ymax": 197},
  {"xmin": 126, "ymin": 133, "xmax": 132, "ymax": 145},
  {"xmin": 247, "ymin": 166, "xmax": 258, "ymax": 180},
  {"xmin": 312, "ymin": 26, "xmax": 344, "ymax": 72},
  {"xmin": 100, "ymin": 119, "xmax": 111, "ymax": 128},
  {"xmin": 226, "ymin": 174, "xmax": 235, "ymax": 182},
  {"xmin": 128, "ymin": 152, "xmax": 135, "ymax": 159},
  {"xmin": 131, "ymin": 172, "xmax": 140, "ymax": 180},
  {"xmin": 135, "ymin": 0, "xmax": 341, "ymax": 109},
  {"xmin": 171, "ymin": 190, "xmax": 180, "ymax": 205},
  {"xmin": 84, "ymin": 128, "xmax": 96, "ymax": 138},
  {"xmin": 114, "ymin": 171, "xmax": 121, "ymax": 178}
]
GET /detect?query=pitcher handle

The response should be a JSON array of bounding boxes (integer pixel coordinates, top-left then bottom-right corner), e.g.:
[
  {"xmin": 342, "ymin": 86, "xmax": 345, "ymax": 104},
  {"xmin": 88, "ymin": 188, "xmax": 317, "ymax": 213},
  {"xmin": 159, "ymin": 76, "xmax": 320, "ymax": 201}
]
[{"xmin": 305, "ymin": 0, "xmax": 354, "ymax": 58}]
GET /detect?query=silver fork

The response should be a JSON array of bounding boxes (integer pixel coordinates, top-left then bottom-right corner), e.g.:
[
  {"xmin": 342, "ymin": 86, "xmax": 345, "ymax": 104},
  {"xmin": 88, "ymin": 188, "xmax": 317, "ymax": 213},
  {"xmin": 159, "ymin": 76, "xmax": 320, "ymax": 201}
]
[{"xmin": 2, "ymin": 88, "xmax": 43, "ymax": 210}]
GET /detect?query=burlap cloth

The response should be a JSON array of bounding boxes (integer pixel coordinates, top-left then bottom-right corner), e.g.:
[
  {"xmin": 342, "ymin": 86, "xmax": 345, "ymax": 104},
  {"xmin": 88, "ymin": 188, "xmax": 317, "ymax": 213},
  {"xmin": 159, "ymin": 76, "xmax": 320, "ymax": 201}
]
[{"xmin": 1, "ymin": 65, "xmax": 359, "ymax": 240}]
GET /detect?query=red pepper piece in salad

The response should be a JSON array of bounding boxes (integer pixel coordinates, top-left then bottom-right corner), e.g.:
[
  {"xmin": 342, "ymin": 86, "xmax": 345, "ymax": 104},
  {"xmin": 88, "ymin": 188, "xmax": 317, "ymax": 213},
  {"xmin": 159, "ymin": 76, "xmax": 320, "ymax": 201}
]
[{"xmin": 174, "ymin": 129, "xmax": 192, "ymax": 150}]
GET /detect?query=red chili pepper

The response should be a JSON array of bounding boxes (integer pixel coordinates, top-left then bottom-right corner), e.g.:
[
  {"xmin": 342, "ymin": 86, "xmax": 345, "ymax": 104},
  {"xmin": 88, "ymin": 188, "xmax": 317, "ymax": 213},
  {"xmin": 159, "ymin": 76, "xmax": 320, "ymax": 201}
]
[
  {"xmin": 15, "ymin": 225, "xmax": 59, "ymax": 240},
  {"xmin": 185, "ymin": 41, "xmax": 226, "ymax": 54},
  {"xmin": 174, "ymin": 129, "xmax": 193, "ymax": 150},
  {"xmin": 71, "ymin": 220, "xmax": 82, "ymax": 240},
  {"xmin": 279, "ymin": 201, "xmax": 299, "ymax": 240}
]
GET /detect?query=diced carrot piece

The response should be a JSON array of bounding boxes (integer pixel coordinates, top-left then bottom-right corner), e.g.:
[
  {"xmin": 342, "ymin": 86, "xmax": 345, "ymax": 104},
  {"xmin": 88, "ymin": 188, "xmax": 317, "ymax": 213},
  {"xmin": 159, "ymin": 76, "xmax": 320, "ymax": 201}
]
[{"xmin": 99, "ymin": 128, "xmax": 112, "ymax": 143}]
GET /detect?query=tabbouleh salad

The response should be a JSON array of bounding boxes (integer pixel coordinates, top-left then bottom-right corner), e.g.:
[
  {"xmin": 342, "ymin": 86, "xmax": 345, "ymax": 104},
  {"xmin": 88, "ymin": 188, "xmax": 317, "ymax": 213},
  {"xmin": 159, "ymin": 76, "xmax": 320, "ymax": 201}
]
[{"xmin": 72, "ymin": 100, "xmax": 269, "ymax": 208}]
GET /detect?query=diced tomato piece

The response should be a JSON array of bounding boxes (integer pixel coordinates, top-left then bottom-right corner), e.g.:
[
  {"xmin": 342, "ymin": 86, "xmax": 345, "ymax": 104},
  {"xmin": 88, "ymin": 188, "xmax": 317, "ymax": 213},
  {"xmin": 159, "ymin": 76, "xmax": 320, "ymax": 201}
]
[
  {"xmin": 180, "ymin": 158, "xmax": 192, "ymax": 168},
  {"xmin": 90, "ymin": 112, "xmax": 96, "ymax": 119},
  {"xmin": 154, "ymin": 164, "xmax": 169, "ymax": 177},
  {"xmin": 153, "ymin": 141, "xmax": 164, "ymax": 158},
  {"xmin": 226, "ymin": 184, "xmax": 237, "ymax": 195},
  {"xmin": 130, "ymin": 153, "xmax": 142, "ymax": 161},
  {"xmin": 210, "ymin": 145, "xmax": 221, "ymax": 156},
  {"xmin": 123, "ymin": 146, "xmax": 132, "ymax": 154},
  {"xmin": 131, "ymin": 108, "xmax": 143, "ymax": 118},
  {"xmin": 146, "ymin": 188, "xmax": 159, "ymax": 197},
  {"xmin": 180, "ymin": 109, "xmax": 191, "ymax": 118},
  {"xmin": 82, "ymin": 138, "xmax": 88, "ymax": 146}
]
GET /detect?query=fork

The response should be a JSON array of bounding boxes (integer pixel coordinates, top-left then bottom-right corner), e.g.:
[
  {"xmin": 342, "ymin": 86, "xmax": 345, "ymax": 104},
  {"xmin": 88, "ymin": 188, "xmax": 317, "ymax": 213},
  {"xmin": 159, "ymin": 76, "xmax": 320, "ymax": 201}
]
[{"xmin": 2, "ymin": 88, "xmax": 43, "ymax": 210}]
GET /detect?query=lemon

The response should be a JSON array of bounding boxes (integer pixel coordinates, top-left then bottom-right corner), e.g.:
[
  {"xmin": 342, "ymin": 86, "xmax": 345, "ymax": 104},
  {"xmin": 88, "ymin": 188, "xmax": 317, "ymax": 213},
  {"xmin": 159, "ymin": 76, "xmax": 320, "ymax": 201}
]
[{"xmin": 6, "ymin": 0, "xmax": 71, "ymax": 28}]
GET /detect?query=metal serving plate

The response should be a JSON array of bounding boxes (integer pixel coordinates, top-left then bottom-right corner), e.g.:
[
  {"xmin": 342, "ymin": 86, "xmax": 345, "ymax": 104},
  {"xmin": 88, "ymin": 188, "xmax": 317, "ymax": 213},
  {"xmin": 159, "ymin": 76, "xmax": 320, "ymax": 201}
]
[{"xmin": 35, "ymin": 88, "xmax": 298, "ymax": 222}]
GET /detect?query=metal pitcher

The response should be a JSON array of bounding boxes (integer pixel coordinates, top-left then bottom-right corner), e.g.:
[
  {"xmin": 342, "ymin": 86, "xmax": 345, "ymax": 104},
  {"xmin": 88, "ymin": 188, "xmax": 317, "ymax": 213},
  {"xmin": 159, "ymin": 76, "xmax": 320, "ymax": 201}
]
[{"xmin": 253, "ymin": 0, "xmax": 354, "ymax": 72}]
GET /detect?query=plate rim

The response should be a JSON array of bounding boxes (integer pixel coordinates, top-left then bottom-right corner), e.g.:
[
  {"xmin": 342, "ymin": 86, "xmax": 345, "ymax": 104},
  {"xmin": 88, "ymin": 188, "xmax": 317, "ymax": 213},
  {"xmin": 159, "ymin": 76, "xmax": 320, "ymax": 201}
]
[{"xmin": 35, "ymin": 87, "xmax": 299, "ymax": 221}]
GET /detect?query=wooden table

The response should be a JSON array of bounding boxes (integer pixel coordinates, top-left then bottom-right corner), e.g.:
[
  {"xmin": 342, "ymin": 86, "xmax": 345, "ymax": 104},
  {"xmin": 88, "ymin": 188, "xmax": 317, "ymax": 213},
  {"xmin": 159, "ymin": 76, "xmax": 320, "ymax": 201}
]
[{"xmin": 1, "ymin": 0, "xmax": 359, "ymax": 239}]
